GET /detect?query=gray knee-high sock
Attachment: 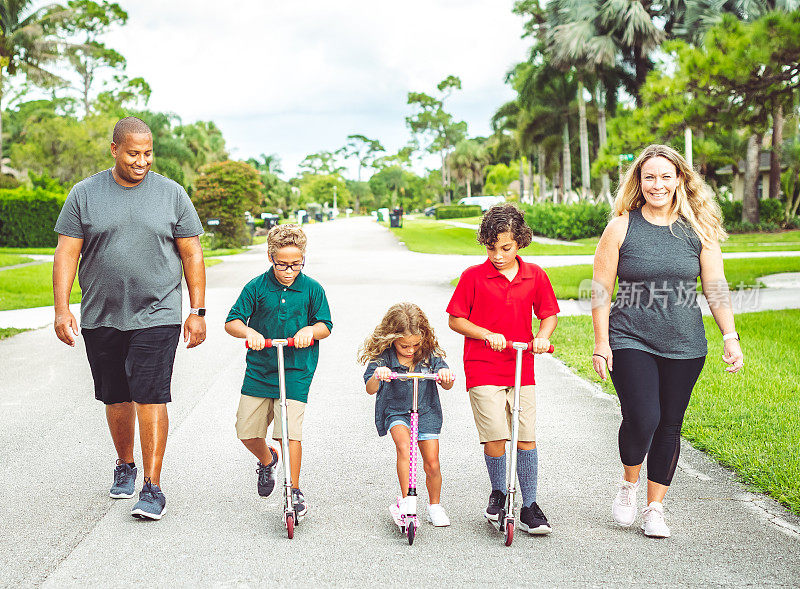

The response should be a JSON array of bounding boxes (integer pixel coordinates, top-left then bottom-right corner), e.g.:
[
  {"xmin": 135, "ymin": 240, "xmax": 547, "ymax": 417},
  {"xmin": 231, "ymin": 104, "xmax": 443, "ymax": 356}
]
[
  {"xmin": 484, "ymin": 452, "xmax": 506, "ymax": 492},
  {"xmin": 516, "ymin": 448, "xmax": 538, "ymax": 507}
]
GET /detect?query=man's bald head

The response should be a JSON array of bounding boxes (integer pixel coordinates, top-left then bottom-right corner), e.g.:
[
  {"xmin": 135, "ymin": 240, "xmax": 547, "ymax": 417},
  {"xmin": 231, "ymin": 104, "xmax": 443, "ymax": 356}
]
[{"xmin": 112, "ymin": 117, "xmax": 152, "ymax": 146}]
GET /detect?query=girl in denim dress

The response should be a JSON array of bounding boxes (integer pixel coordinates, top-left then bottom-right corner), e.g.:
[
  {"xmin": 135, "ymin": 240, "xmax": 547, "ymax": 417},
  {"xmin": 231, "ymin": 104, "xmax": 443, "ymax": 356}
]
[{"xmin": 359, "ymin": 302, "xmax": 455, "ymax": 527}]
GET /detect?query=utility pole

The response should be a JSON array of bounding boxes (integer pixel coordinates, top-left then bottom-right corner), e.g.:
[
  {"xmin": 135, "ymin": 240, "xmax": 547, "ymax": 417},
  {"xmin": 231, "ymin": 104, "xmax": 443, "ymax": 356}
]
[{"xmin": 685, "ymin": 127, "xmax": 693, "ymax": 169}]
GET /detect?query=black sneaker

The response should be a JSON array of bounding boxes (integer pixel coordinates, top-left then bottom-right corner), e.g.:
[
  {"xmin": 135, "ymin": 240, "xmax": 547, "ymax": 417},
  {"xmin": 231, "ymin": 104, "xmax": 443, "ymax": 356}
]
[
  {"xmin": 292, "ymin": 488, "xmax": 308, "ymax": 519},
  {"xmin": 131, "ymin": 477, "xmax": 166, "ymax": 520},
  {"xmin": 519, "ymin": 502, "xmax": 552, "ymax": 535},
  {"xmin": 485, "ymin": 489, "xmax": 506, "ymax": 521},
  {"xmin": 256, "ymin": 447, "xmax": 279, "ymax": 497},
  {"xmin": 110, "ymin": 460, "xmax": 137, "ymax": 499}
]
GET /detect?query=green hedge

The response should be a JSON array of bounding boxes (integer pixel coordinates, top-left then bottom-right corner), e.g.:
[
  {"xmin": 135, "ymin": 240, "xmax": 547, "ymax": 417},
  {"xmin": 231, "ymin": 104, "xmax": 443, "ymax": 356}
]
[
  {"xmin": 718, "ymin": 198, "xmax": 786, "ymax": 232},
  {"xmin": 435, "ymin": 205, "xmax": 482, "ymax": 220},
  {"xmin": 0, "ymin": 187, "xmax": 67, "ymax": 247},
  {"xmin": 520, "ymin": 202, "xmax": 611, "ymax": 240}
]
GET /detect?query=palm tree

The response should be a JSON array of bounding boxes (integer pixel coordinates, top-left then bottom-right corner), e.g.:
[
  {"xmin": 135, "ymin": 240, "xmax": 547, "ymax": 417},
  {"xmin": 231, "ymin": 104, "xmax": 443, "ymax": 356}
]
[
  {"xmin": 518, "ymin": 63, "xmax": 579, "ymax": 202},
  {"xmin": 0, "ymin": 0, "xmax": 68, "ymax": 163},
  {"xmin": 447, "ymin": 139, "xmax": 490, "ymax": 199}
]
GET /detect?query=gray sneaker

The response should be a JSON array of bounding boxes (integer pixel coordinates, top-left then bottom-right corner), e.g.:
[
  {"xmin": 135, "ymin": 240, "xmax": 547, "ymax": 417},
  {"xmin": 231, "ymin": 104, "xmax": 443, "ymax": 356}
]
[
  {"xmin": 131, "ymin": 478, "xmax": 166, "ymax": 520},
  {"xmin": 110, "ymin": 460, "xmax": 137, "ymax": 499},
  {"xmin": 292, "ymin": 488, "xmax": 308, "ymax": 519},
  {"xmin": 257, "ymin": 447, "xmax": 279, "ymax": 497}
]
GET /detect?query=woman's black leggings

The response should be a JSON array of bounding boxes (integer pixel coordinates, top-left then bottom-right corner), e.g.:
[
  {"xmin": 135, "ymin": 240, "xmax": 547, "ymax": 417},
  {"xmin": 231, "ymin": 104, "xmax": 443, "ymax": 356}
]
[{"xmin": 610, "ymin": 348, "xmax": 705, "ymax": 486}]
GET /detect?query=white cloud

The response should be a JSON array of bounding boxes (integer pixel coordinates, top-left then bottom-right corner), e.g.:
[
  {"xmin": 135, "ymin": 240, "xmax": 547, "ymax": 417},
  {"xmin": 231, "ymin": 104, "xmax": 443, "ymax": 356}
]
[{"xmin": 90, "ymin": 1, "xmax": 530, "ymax": 177}]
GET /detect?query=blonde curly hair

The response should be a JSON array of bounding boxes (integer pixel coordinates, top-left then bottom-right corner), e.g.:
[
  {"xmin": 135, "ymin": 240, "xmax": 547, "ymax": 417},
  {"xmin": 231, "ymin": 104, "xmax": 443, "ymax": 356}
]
[
  {"xmin": 614, "ymin": 144, "xmax": 726, "ymax": 247},
  {"xmin": 357, "ymin": 302, "xmax": 445, "ymax": 368},
  {"xmin": 267, "ymin": 224, "xmax": 307, "ymax": 257}
]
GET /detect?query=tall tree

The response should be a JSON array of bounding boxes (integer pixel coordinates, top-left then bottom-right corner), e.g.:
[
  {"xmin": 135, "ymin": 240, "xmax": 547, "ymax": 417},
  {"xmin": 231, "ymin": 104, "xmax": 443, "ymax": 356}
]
[
  {"xmin": 0, "ymin": 0, "xmax": 68, "ymax": 163},
  {"xmin": 59, "ymin": 0, "xmax": 127, "ymax": 114},
  {"xmin": 341, "ymin": 134, "xmax": 384, "ymax": 212},
  {"xmin": 447, "ymin": 138, "xmax": 490, "ymax": 198},
  {"xmin": 406, "ymin": 75, "xmax": 467, "ymax": 204}
]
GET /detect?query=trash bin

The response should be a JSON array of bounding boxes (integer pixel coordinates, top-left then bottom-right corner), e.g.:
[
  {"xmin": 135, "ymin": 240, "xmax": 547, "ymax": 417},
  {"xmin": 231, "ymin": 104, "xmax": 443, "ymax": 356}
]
[
  {"xmin": 264, "ymin": 216, "xmax": 278, "ymax": 229},
  {"xmin": 389, "ymin": 212, "xmax": 402, "ymax": 228}
]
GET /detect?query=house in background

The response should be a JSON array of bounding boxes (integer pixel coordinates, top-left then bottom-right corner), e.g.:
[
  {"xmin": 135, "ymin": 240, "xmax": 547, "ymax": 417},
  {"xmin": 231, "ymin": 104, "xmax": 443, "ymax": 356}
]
[{"xmin": 717, "ymin": 150, "xmax": 783, "ymax": 201}]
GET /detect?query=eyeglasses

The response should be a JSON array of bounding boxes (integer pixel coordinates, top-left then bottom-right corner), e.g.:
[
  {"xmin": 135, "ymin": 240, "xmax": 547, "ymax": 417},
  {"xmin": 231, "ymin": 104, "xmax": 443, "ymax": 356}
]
[{"xmin": 273, "ymin": 259, "xmax": 304, "ymax": 271}]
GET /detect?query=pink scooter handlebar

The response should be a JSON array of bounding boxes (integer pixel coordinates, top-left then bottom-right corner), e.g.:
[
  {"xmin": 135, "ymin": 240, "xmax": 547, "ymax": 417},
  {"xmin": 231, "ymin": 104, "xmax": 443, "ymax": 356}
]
[
  {"xmin": 387, "ymin": 372, "xmax": 446, "ymax": 382},
  {"xmin": 245, "ymin": 338, "xmax": 315, "ymax": 349},
  {"xmin": 483, "ymin": 340, "xmax": 555, "ymax": 353}
]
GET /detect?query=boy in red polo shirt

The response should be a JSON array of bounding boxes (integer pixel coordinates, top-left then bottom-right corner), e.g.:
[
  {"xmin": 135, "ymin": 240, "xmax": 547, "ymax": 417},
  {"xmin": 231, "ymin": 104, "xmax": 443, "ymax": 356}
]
[{"xmin": 447, "ymin": 204, "xmax": 559, "ymax": 534}]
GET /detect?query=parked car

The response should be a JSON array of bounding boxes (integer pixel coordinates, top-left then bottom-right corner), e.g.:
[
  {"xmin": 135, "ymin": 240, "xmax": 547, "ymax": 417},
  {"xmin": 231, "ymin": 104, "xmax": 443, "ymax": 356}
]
[{"xmin": 458, "ymin": 195, "xmax": 505, "ymax": 211}]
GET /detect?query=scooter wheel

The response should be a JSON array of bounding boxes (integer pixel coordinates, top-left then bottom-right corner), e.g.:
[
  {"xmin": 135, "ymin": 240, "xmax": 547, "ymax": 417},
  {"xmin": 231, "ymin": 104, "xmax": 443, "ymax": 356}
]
[
  {"xmin": 286, "ymin": 512, "xmax": 295, "ymax": 539},
  {"xmin": 407, "ymin": 521, "xmax": 416, "ymax": 545},
  {"xmin": 504, "ymin": 521, "xmax": 514, "ymax": 546}
]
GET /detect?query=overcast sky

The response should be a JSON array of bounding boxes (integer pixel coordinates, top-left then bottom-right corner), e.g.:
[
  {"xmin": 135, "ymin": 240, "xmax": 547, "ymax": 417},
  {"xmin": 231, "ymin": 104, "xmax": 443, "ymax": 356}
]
[{"xmin": 94, "ymin": 1, "xmax": 531, "ymax": 178}]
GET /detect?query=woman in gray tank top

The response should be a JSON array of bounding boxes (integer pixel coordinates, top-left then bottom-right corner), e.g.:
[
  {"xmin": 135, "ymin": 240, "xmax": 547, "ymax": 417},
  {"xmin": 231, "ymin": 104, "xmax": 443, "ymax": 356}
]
[{"xmin": 591, "ymin": 144, "xmax": 744, "ymax": 538}]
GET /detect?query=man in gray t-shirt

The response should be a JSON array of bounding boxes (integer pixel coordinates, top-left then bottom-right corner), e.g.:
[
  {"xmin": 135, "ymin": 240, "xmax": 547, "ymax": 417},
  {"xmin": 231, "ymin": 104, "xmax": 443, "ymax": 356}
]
[{"xmin": 53, "ymin": 116, "xmax": 206, "ymax": 521}]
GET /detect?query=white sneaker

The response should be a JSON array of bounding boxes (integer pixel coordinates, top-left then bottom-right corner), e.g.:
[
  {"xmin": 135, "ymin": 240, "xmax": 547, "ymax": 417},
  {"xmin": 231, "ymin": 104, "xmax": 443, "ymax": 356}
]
[
  {"xmin": 389, "ymin": 498, "xmax": 402, "ymax": 526},
  {"xmin": 426, "ymin": 503, "xmax": 451, "ymax": 527},
  {"xmin": 641, "ymin": 501, "xmax": 671, "ymax": 538},
  {"xmin": 612, "ymin": 477, "xmax": 639, "ymax": 527}
]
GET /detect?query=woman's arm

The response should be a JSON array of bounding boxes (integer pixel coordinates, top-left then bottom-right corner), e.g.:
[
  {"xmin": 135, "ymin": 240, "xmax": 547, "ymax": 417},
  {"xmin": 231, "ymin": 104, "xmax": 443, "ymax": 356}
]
[
  {"xmin": 591, "ymin": 216, "xmax": 627, "ymax": 380},
  {"xmin": 699, "ymin": 242, "xmax": 744, "ymax": 373}
]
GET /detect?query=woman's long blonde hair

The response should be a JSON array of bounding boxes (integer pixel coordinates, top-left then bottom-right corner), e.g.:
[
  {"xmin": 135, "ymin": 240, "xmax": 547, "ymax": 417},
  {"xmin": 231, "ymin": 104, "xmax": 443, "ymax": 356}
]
[
  {"xmin": 613, "ymin": 144, "xmax": 726, "ymax": 246},
  {"xmin": 357, "ymin": 302, "xmax": 445, "ymax": 367}
]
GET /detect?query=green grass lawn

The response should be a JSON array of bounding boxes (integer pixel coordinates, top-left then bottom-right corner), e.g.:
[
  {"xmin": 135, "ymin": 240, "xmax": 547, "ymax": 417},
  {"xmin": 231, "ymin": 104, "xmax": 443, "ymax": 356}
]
[
  {"xmin": 549, "ymin": 310, "xmax": 800, "ymax": 514},
  {"xmin": 0, "ymin": 253, "xmax": 33, "ymax": 267},
  {"xmin": 388, "ymin": 218, "xmax": 800, "ymax": 257},
  {"xmin": 451, "ymin": 256, "xmax": 800, "ymax": 298},
  {"xmin": 0, "ymin": 258, "xmax": 221, "ymax": 311},
  {"xmin": 389, "ymin": 218, "xmax": 598, "ymax": 256},
  {"xmin": 0, "ymin": 247, "xmax": 56, "ymax": 255},
  {"xmin": 543, "ymin": 257, "xmax": 800, "ymax": 299},
  {"xmin": 722, "ymin": 229, "xmax": 800, "ymax": 252},
  {"xmin": 0, "ymin": 263, "xmax": 81, "ymax": 311},
  {"xmin": 0, "ymin": 327, "xmax": 28, "ymax": 340}
]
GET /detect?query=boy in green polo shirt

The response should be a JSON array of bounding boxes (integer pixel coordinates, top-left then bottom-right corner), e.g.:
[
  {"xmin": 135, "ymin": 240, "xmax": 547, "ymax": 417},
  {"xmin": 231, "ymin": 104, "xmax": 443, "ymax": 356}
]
[{"xmin": 225, "ymin": 224, "xmax": 332, "ymax": 519}]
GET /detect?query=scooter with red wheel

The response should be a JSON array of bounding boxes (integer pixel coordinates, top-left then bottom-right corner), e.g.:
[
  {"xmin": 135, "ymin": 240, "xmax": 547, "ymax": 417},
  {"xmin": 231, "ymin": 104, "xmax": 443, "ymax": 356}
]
[
  {"xmin": 386, "ymin": 371, "xmax": 446, "ymax": 545},
  {"xmin": 246, "ymin": 337, "xmax": 308, "ymax": 539},
  {"xmin": 486, "ymin": 340, "xmax": 554, "ymax": 546}
]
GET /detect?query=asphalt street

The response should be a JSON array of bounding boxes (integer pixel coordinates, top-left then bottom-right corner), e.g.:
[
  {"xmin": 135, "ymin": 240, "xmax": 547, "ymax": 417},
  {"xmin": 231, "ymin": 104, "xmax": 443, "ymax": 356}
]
[{"xmin": 1, "ymin": 216, "xmax": 798, "ymax": 587}]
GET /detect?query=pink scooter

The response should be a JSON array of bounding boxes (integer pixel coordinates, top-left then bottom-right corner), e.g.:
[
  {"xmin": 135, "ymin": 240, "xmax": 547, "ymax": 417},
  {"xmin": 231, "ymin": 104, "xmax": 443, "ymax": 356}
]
[
  {"xmin": 387, "ymin": 371, "xmax": 447, "ymax": 545},
  {"xmin": 487, "ymin": 340, "xmax": 554, "ymax": 547},
  {"xmin": 246, "ymin": 337, "xmax": 308, "ymax": 539}
]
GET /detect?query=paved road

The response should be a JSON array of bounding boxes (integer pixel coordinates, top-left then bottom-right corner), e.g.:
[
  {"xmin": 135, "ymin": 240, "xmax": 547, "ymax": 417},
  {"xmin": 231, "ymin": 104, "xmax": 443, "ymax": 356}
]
[{"xmin": 1, "ymin": 217, "xmax": 799, "ymax": 587}]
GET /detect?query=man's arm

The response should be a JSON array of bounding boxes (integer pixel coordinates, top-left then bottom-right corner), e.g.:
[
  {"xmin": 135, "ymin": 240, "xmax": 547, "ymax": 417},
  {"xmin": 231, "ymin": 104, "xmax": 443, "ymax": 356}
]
[
  {"xmin": 53, "ymin": 235, "xmax": 83, "ymax": 346},
  {"xmin": 176, "ymin": 236, "xmax": 206, "ymax": 348}
]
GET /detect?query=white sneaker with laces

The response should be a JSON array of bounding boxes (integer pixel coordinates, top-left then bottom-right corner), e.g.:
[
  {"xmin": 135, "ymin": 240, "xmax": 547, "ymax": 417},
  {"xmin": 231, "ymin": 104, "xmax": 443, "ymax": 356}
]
[
  {"xmin": 389, "ymin": 497, "xmax": 403, "ymax": 526},
  {"xmin": 612, "ymin": 477, "xmax": 639, "ymax": 527},
  {"xmin": 641, "ymin": 501, "xmax": 671, "ymax": 538},
  {"xmin": 426, "ymin": 503, "xmax": 451, "ymax": 527}
]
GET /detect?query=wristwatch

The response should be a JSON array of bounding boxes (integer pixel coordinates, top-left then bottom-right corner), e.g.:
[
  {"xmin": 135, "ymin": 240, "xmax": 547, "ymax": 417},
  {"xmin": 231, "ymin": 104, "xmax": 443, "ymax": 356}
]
[
  {"xmin": 190, "ymin": 308, "xmax": 206, "ymax": 317},
  {"xmin": 722, "ymin": 331, "xmax": 739, "ymax": 342}
]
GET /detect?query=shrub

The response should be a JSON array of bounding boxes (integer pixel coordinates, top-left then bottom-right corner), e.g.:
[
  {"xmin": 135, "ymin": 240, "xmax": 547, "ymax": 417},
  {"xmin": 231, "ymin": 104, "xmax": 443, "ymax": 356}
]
[
  {"xmin": 759, "ymin": 198, "xmax": 784, "ymax": 225},
  {"xmin": 0, "ymin": 187, "xmax": 67, "ymax": 247},
  {"xmin": 520, "ymin": 202, "xmax": 611, "ymax": 240},
  {"xmin": 192, "ymin": 161, "xmax": 262, "ymax": 248},
  {"xmin": 435, "ymin": 205, "xmax": 482, "ymax": 220},
  {"xmin": 719, "ymin": 197, "xmax": 786, "ymax": 231}
]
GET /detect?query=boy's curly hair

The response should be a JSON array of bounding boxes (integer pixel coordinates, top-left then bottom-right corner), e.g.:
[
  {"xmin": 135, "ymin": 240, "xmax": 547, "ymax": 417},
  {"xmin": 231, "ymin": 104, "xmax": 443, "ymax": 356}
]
[
  {"xmin": 477, "ymin": 203, "xmax": 533, "ymax": 248},
  {"xmin": 357, "ymin": 302, "xmax": 445, "ymax": 368},
  {"xmin": 267, "ymin": 224, "xmax": 307, "ymax": 257}
]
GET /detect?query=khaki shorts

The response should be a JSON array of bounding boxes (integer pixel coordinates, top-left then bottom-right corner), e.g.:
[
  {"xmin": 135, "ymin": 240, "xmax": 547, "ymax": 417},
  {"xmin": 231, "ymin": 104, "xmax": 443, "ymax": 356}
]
[
  {"xmin": 235, "ymin": 395, "xmax": 306, "ymax": 441},
  {"xmin": 468, "ymin": 385, "xmax": 536, "ymax": 443}
]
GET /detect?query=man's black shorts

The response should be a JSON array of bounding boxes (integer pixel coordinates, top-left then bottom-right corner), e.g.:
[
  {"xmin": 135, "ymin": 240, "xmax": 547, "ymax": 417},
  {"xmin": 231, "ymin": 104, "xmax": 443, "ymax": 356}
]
[{"xmin": 82, "ymin": 325, "xmax": 181, "ymax": 405}]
